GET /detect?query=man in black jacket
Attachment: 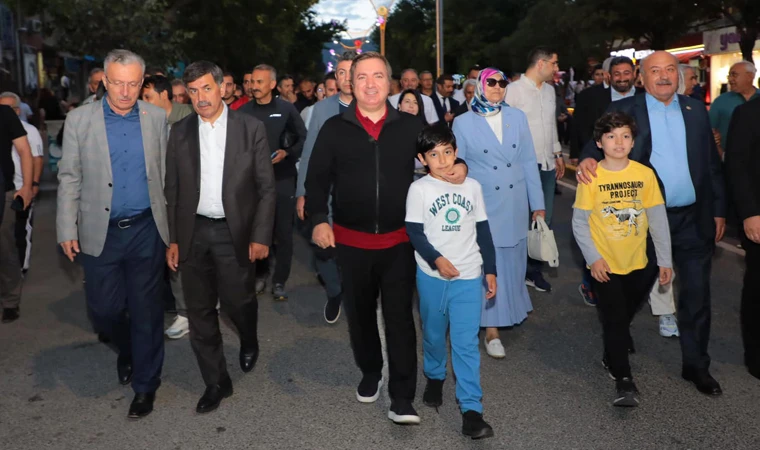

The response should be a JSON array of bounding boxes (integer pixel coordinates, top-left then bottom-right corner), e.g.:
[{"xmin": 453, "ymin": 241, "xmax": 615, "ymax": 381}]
[
  {"xmin": 240, "ymin": 64, "xmax": 307, "ymax": 300},
  {"xmin": 725, "ymin": 96, "xmax": 760, "ymax": 380},
  {"xmin": 305, "ymin": 52, "xmax": 467, "ymax": 425},
  {"xmin": 570, "ymin": 56, "xmax": 641, "ymax": 163},
  {"xmin": 431, "ymin": 74, "xmax": 459, "ymax": 127}
]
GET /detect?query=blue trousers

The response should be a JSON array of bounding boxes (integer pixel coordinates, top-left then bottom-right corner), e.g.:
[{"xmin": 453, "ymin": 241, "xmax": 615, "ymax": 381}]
[
  {"xmin": 417, "ymin": 268, "xmax": 484, "ymax": 413},
  {"xmin": 79, "ymin": 215, "xmax": 166, "ymax": 393}
]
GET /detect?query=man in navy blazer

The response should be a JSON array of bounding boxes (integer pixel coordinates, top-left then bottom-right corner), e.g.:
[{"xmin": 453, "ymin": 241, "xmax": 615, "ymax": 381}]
[
  {"xmin": 430, "ymin": 74, "xmax": 460, "ymax": 127},
  {"xmin": 577, "ymin": 51, "xmax": 726, "ymax": 396}
]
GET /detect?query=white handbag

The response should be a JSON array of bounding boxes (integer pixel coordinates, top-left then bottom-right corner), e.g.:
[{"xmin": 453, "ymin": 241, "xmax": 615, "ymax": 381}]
[{"xmin": 527, "ymin": 216, "xmax": 559, "ymax": 267}]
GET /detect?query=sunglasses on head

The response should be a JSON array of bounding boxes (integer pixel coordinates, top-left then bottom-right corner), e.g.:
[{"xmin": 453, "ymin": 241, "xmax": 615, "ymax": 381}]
[{"xmin": 485, "ymin": 78, "xmax": 508, "ymax": 88}]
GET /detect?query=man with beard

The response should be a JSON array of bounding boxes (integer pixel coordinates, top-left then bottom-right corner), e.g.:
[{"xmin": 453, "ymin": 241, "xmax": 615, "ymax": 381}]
[
  {"xmin": 294, "ymin": 78, "xmax": 317, "ymax": 112},
  {"xmin": 239, "ymin": 64, "xmax": 307, "ymax": 300},
  {"xmin": 230, "ymin": 72, "xmax": 253, "ymax": 110},
  {"xmin": 305, "ymin": 51, "xmax": 468, "ymax": 424},
  {"xmin": 576, "ymin": 51, "xmax": 726, "ymax": 397},
  {"xmin": 571, "ymin": 56, "xmax": 640, "ymax": 163},
  {"xmin": 295, "ymin": 51, "xmax": 355, "ymax": 323},
  {"xmin": 222, "ymin": 71, "xmax": 237, "ymax": 106}
]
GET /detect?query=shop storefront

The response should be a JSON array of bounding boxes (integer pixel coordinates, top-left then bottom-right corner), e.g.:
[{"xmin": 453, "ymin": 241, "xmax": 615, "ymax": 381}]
[{"xmin": 703, "ymin": 26, "xmax": 760, "ymax": 103}]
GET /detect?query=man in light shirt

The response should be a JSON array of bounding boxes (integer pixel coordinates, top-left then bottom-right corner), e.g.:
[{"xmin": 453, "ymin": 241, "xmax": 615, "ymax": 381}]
[
  {"xmin": 388, "ymin": 68, "xmax": 438, "ymax": 125},
  {"xmin": 505, "ymin": 47, "xmax": 565, "ymax": 293},
  {"xmin": 453, "ymin": 66, "xmax": 481, "ymax": 104}
]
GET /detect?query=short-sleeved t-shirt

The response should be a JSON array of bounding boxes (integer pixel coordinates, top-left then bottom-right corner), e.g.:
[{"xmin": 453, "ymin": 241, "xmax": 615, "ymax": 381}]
[
  {"xmin": 405, "ymin": 176, "xmax": 488, "ymax": 280},
  {"xmin": 0, "ymin": 105, "xmax": 27, "ymax": 192},
  {"xmin": 13, "ymin": 121, "xmax": 44, "ymax": 190},
  {"xmin": 573, "ymin": 160, "xmax": 664, "ymax": 275}
]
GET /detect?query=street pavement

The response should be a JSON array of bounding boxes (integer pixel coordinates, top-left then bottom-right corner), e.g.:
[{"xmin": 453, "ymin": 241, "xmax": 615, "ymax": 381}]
[{"xmin": 1, "ymin": 183, "xmax": 759, "ymax": 450}]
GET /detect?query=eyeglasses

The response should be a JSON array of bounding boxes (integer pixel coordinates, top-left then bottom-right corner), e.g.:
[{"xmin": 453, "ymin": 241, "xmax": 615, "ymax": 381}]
[
  {"xmin": 485, "ymin": 78, "xmax": 508, "ymax": 88},
  {"xmin": 105, "ymin": 76, "xmax": 142, "ymax": 89}
]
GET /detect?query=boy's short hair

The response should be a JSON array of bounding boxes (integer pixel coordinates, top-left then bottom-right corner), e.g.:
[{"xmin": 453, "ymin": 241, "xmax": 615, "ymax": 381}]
[
  {"xmin": 593, "ymin": 111, "xmax": 638, "ymax": 143},
  {"xmin": 417, "ymin": 124, "xmax": 457, "ymax": 155}
]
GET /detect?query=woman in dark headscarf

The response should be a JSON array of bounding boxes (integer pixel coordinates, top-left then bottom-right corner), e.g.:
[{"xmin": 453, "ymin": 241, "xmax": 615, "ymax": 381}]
[{"xmin": 452, "ymin": 68, "xmax": 546, "ymax": 359}]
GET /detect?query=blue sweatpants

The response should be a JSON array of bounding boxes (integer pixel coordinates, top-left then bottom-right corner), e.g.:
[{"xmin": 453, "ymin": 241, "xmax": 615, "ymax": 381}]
[{"xmin": 416, "ymin": 268, "xmax": 484, "ymax": 413}]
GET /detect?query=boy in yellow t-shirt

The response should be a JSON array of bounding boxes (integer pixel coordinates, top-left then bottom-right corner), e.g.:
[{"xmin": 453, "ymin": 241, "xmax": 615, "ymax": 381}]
[{"xmin": 572, "ymin": 111, "xmax": 673, "ymax": 408}]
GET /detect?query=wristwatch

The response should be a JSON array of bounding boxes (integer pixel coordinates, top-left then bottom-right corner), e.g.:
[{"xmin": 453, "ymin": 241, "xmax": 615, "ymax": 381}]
[
  {"xmin": 32, "ymin": 181, "xmax": 40, "ymax": 187},
  {"xmin": 553, "ymin": 153, "xmax": 563, "ymax": 159}
]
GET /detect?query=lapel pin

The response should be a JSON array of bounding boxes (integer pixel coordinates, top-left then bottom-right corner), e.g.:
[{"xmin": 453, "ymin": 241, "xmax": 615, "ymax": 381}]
[{"xmin": 686, "ymin": 106, "xmax": 692, "ymax": 110}]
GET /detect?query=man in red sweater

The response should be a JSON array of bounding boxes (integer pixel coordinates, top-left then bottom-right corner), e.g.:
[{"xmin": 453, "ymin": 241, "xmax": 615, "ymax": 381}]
[{"xmin": 305, "ymin": 52, "xmax": 467, "ymax": 425}]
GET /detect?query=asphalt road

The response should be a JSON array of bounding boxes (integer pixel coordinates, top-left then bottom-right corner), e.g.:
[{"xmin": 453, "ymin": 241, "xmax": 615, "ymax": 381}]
[{"xmin": 0, "ymin": 184, "xmax": 758, "ymax": 450}]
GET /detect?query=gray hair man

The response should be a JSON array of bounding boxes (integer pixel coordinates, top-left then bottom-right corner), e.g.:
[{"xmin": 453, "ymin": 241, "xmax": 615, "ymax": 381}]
[
  {"xmin": 56, "ymin": 49, "xmax": 170, "ymax": 419},
  {"xmin": 83, "ymin": 68, "xmax": 105, "ymax": 105},
  {"xmin": 709, "ymin": 61, "xmax": 759, "ymax": 156},
  {"xmin": 677, "ymin": 64, "xmax": 698, "ymax": 96}
]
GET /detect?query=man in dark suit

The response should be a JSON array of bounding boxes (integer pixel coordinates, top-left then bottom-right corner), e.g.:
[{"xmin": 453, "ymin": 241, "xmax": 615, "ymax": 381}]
[
  {"xmin": 577, "ymin": 51, "xmax": 726, "ymax": 396},
  {"xmin": 570, "ymin": 56, "xmax": 641, "ymax": 163},
  {"xmin": 725, "ymin": 96, "xmax": 760, "ymax": 380},
  {"xmin": 165, "ymin": 61, "xmax": 276, "ymax": 413},
  {"xmin": 431, "ymin": 74, "xmax": 460, "ymax": 127}
]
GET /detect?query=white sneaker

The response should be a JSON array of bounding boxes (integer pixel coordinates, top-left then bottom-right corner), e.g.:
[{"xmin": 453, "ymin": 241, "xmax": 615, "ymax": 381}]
[
  {"xmin": 659, "ymin": 314, "xmax": 679, "ymax": 338},
  {"xmin": 484, "ymin": 338, "xmax": 506, "ymax": 359},
  {"xmin": 165, "ymin": 315, "xmax": 189, "ymax": 339}
]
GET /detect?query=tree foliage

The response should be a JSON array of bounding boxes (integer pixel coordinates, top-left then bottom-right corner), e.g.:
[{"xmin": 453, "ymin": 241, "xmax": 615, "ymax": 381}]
[
  {"xmin": 24, "ymin": 0, "xmax": 194, "ymax": 67},
  {"xmin": 22, "ymin": 0, "xmax": 345, "ymax": 79}
]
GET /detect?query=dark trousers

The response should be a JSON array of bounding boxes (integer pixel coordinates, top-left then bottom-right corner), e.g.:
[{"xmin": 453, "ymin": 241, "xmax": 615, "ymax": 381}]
[
  {"xmin": 256, "ymin": 177, "xmax": 295, "ymax": 285},
  {"xmin": 668, "ymin": 206, "xmax": 715, "ymax": 371},
  {"xmin": 79, "ymin": 215, "xmax": 165, "ymax": 393},
  {"xmin": 182, "ymin": 217, "xmax": 258, "ymax": 386},
  {"xmin": 594, "ymin": 263, "xmax": 658, "ymax": 379},
  {"xmin": 14, "ymin": 203, "xmax": 33, "ymax": 271},
  {"xmin": 336, "ymin": 242, "xmax": 417, "ymax": 401},
  {"xmin": 741, "ymin": 238, "xmax": 760, "ymax": 370}
]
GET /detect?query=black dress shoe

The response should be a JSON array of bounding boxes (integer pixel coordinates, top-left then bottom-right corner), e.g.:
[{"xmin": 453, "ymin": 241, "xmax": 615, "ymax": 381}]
[
  {"xmin": 196, "ymin": 377, "xmax": 233, "ymax": 413},
  {"xmin": 682, "ymin": 369, "xmax": 722, "ymax": 396},
  {"xmin": 128, "ymin": 392, "xmax": 155, "ymax": 419},
  {"xmin": 240, "ymin": 346, "xmax": 259, "ymax": 373},
  {"xmin": 117, "ymin": 354, "xmax": 133, "ymax": 385},
  {"xmin": 1, "ymin": 307, "xmax": 19, "ymax": 323}
]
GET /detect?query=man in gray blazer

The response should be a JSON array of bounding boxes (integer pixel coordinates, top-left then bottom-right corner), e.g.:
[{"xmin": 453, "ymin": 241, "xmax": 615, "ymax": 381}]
[
  {"xmin": 294, "ymin": 51, "xmax": 354, "ymax": 324},
  {"xmin": 57, "ymin": 49, "xmax": 170, "ymax": 419}
]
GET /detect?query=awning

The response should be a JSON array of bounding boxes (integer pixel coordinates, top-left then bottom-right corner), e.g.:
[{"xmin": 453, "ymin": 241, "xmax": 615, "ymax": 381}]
[{"xmin": 675, "ymin": 50, "xmax": 703, "ymax": 63}]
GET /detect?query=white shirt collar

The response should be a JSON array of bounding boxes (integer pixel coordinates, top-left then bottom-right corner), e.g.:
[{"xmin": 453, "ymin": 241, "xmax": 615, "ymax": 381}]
[{"xmin": 198, "ymin": 103, "xmax": 229, "ymax": 129}]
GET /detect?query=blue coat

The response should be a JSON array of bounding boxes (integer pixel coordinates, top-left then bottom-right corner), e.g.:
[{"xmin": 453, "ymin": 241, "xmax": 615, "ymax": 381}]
[
  {"xmin": 453, "ymin": 108, "xmax": 545, "ymax": 247},
  {"xmin": 296, "ymin": 95, "xmax": 341, "ymax": 197}
]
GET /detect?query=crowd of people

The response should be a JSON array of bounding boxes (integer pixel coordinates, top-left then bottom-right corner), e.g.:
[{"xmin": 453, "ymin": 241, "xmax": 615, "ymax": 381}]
[{"xmin": 0, "ymin": 42, "xmax": 759, "ymax": 440}]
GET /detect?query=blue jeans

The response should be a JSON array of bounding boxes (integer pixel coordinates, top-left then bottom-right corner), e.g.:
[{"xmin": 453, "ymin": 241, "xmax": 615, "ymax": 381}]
[
  {"xmin": 528, "ymin": 167, "xmax": 557, "ymax": 277},
  {"xmin": 417, "ymin": 268, "xmax": 484, "ymax": 413}
]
